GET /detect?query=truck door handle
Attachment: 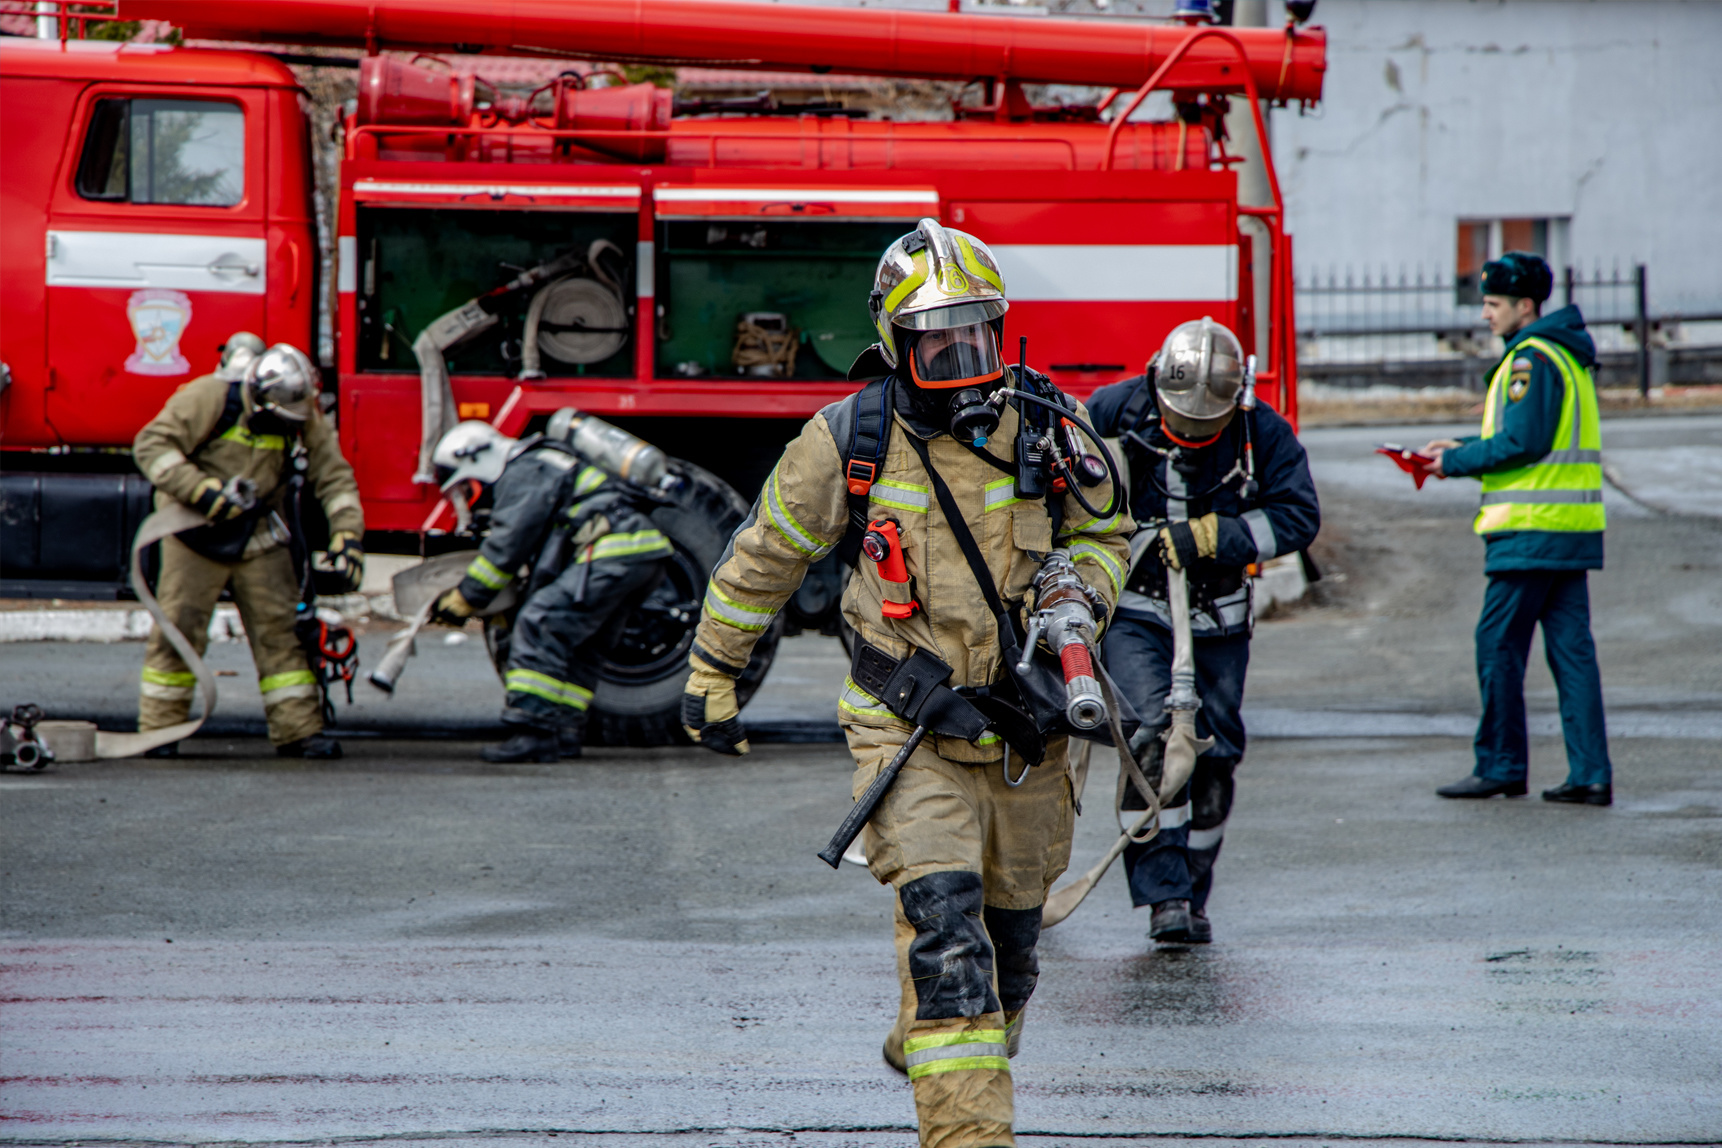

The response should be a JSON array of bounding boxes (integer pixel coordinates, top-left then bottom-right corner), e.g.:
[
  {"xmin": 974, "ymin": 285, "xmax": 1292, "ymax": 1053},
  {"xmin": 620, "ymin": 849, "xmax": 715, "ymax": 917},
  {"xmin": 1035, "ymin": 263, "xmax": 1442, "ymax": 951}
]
[{"xmin": 208, "ymin": 254, "xmax": 261, "ymax": 281}]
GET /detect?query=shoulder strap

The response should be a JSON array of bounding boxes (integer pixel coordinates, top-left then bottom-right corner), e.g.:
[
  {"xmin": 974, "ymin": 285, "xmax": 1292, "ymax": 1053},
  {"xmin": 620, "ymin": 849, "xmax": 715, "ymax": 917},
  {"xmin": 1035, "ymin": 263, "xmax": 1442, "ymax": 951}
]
[
  {"xmin": 834, "ymin": 376, "xmax": 895, "ymax": 568},
  {"xmin": 201, "ymin": 381, "xmax": 245, "ymax": 450},
  {"xmin": 1117, "ymin": 374, "xmax": 1157, "ymax": 433}
]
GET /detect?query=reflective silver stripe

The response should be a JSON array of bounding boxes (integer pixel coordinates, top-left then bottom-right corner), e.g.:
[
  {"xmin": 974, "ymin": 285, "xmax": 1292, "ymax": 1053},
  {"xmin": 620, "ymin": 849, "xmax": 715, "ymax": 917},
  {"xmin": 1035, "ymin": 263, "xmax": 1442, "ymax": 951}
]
[
  {"xmin": 1478, "ymin": 488, "xmax": 1603, "ymax": 506},
  {"xmin": 872, "ymin": 479, "xmax": 930, "ymax": 513},
  {"xmin": 704, "ymin": 583, "xmax": 776, "ymax": 632},
  {"xmin": 904, "ymin": 1040, "xmax": 1010, "ymax": 1069},
  {"xmin": 1120, "ymin": 585, "xmax": 1249, "ymax": 634},
  {"xmin": 139, "ymin": 681, "xmax": 196, "ymax": 701},
  {"xmin": 984, "ymin": 478, "xmax": 1020, "ymax": 512},
  {"xmin": 573, "ymin": 465, "xmax": 607, "ymax": 495},
  {"xmin": 1242, "ymin": 508, "xmax": 1277, "ymax": 563},
  {"xmin": 1155, "ymin": 800, "xmax": 1192, "ymax": 830},
  {"xmin": 1165, "ymin": 459, "xmax": 1186, "ymax": 520},
  {"xmin": 764, "ymin": 467, "xmax": 832, "ymax": 557},
  {"xmin": 1541, "ymin": 449, "xmax": 1602, "ymax": 465},
  {"xmin": 145, "ymin": 448, "xmax": 189, "ymax": 483},
  {"xmin": 1188, "ymin": 820, "xmax": 1227, "ymax": 851}
]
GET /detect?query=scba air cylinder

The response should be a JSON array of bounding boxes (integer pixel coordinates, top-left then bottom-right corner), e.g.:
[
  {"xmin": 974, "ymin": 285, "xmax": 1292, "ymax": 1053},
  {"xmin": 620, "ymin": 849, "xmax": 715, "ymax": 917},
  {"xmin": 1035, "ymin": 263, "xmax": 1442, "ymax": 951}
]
[{"xmin": 546, "ymin": 408, "xmax": 669, "ymax": 490}]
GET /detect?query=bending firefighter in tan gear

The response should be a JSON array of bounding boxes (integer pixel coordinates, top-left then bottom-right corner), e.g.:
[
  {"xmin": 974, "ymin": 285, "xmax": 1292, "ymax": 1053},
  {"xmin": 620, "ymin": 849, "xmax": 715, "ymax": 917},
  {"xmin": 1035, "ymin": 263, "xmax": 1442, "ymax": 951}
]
[
  {"xmin": 682, "ymin": 220, "xmax": 1132, "ymax": 1146},
  {"xmin": 132, "ymin": 336, "xmax": 364, "ymax": 759}
]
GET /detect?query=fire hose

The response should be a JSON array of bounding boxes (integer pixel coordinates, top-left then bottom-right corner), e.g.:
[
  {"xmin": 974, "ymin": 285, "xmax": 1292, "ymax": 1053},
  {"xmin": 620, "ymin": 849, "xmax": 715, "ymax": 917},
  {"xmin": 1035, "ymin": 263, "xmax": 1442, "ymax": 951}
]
[{"xmin": 1042, "ymin": 538, "xmax": 1212, "ymax": 929}]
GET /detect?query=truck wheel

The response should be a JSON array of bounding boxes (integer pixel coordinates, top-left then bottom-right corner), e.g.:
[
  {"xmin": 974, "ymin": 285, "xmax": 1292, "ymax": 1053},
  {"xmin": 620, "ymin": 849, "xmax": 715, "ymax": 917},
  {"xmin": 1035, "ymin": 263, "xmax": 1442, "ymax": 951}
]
[{"xmin": 586, "ymin": 459, "xmax": 779, "ymax": 746}]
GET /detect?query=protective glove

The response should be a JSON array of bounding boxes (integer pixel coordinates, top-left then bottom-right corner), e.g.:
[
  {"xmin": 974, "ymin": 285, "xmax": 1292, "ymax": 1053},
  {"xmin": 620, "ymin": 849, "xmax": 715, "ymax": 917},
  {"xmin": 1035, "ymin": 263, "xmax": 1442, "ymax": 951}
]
[
  {"xmin": 1155, "ymin": 511, "xmax": 1219, "ymax": 570},
  {"xmin": 189, "ymin": 475, "xmax": 245, "ymax": 521},
  {"xmin": 325, "ymin": 531, "xmax": 365, "ymax": 594},
  {"xmin": 681, "ymin": 659, "xmax": 750, "ymax": 755},
  {"xmin": 429, "ymin": 586, "xmax": 476, "ymax": 627}
]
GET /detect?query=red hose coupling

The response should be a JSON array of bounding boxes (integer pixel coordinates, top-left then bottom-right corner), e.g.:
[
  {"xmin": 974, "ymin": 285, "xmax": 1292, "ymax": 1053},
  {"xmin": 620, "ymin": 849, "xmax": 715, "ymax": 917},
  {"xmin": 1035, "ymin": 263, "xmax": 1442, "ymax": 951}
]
[{"xmin": 1059, "ymin": 641, "xmax": 1094, "ymax": 683}]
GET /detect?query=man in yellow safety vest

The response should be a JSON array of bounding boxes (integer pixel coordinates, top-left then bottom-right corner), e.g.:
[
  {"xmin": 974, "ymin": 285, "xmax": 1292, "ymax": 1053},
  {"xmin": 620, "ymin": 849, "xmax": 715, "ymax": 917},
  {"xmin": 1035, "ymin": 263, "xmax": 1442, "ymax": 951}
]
[{"xmin": 1418, "ymin": 251, "xmax": 1612, "ymax": 805}]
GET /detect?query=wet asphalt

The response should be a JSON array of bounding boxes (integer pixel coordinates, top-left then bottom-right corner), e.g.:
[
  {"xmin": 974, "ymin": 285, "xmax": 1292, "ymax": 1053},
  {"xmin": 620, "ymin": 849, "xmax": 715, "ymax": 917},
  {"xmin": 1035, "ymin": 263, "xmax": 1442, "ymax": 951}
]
[{"xmin": 3, "ymin": 415, "xmax": 1720, "ymax": 1144}]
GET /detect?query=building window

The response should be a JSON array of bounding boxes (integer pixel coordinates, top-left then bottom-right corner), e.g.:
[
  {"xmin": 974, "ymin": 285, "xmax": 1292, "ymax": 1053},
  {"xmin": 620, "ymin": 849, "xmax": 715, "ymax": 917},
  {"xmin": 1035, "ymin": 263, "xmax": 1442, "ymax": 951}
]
[
  {"xmin": 75, "ymin": 97, "xmax": 245, "ymax": 207},
  {"xmin": 1456, "ymin": 217, "xmax": 1569, "ymax": 303}
]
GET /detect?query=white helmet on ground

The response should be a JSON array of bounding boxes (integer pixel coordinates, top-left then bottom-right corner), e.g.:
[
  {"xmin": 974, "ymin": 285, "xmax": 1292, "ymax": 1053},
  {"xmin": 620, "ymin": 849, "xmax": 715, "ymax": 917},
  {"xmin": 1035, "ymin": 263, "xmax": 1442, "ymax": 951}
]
[
  {"xmin": 432, "ymin": 421, "xmax": 517, "ymax": 491},
  {"xmin": 1153, "ymin": 317, "xmax": 1245, "ymax": 439},
  {"xmin": 244, "ymin": 343, "xmax": 319, "ymax": 421}
]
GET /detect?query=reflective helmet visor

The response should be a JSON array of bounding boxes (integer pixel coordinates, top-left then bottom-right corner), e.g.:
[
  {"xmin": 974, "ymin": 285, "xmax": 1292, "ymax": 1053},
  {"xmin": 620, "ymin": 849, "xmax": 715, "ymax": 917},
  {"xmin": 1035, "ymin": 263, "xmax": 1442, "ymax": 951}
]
[{"xmin": 908, "ymin": 323, "xmax": 1003, "ymax": 390}]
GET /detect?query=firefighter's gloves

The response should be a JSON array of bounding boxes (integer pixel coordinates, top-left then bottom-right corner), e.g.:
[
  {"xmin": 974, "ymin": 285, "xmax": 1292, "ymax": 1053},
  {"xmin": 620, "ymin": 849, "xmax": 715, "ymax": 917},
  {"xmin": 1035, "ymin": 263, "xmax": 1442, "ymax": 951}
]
[
  {"xmin": 189, "ymin": 475, "xmax": 247, "ymax": 522},
  {"xmin": 681, "ymin": 659, "xmax": 750, "ymax": 756},
  {"xmin": 1156, "ymin": 512, "xmax": 1219, "ymax": 570},
  {"xmin": 429, "ymin": 587, "xmax": 476, "ymax": 627},
  {"xmin": 326, "ymin": 532, "xmax": 365, "ymax": 594}
]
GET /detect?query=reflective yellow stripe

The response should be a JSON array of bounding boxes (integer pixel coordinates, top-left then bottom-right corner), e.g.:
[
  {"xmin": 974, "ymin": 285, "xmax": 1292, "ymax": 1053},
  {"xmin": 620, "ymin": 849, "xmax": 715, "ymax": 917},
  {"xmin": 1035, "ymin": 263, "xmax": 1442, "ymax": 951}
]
[
  {"xmin": 984, "ymin": 477, "xmax": 1020, "ymax": 512},
  {"xmin": 504, "ymin": 668, "xmax": 593, "ymax": 711},
  {"xmin": 141, "ymin": 667, "xmax": 197, "ymax": 687},
  {"xmin": 837, "ymin": 676, "xmax": 894, "ymax": 720},
  {"xmin": 954, "ymin": 234, "xmax": 1003, "ymax": 291},
  {"xmin": 903, "ymin": 1029, "xmax": 1011, "ymax": 1080},
  {"xmin": 704, "ymin": 582, "xmax": 776, "ymax": 632},
  {"xmin": 578, "ymin": 529, "xmax": 674, "ymax": 563},
  {"xmin": 871, "ymin": 478, "xmax": 929, "ymax": 514},
  {"xmin": 1062, "ymin": 509, "xmax": 1126, "ymax": 537},
  {"xmin": 573, "ymin": 466, "xmax": 608, "ymax": 496},
  {"xmin": 1068, "ymin": 540, "xmax": 1125, "ymax": 595},
  {"xmin": 218, "ymin": 424, "xmax": 287, "ymax": 452},
  {"xmin": 145, "ymin": 448, "xmax": 189, "ymax": 483},
  {"xmin": 466, "ymin": 554, "xmax": 514, "ymax": 590},
  {"xmin": 259, "ymin": 670, "xmax": 317, "ymax": 694},
  {"xmin": 882, "ymin": 252, "xmax": 929, "ymax": 313},
  {"xmin": 765, "ymin": 467, "xmax": 830, "ymax": 557}
]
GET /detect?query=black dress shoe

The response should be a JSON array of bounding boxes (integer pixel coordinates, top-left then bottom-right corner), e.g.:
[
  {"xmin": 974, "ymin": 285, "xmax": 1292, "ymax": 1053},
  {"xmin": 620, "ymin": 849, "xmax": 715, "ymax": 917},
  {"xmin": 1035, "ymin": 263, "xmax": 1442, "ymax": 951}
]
[
  {"xmin": 1436, "ymin": 775, "xmax": 1527, "ymax": 799},
  {"xmin": 1150, "ymin": 899, "xmax": 1195, "ymax": 943},
  {"xmin": 277, "ymin": 734, "xmax": 343, "ymax": 759},
  {"xmin": 1542, "ymin": 782, "xmax": 1612, "ymax": 806},
  {"xmin": 1187, "ymin": 906, "xmax": 1213, "ymax": 944},
  {"xmin": 482, "ymin": 728, "xmax": 559, "ymax": 764}
]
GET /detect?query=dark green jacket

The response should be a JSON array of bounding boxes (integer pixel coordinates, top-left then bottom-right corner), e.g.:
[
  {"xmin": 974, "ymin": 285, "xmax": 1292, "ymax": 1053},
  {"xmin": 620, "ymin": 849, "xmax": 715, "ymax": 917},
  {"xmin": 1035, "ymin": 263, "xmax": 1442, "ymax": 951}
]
[{"xmin": 1442, "ymin": 305, "xmax": 1603, "ymax": 573}]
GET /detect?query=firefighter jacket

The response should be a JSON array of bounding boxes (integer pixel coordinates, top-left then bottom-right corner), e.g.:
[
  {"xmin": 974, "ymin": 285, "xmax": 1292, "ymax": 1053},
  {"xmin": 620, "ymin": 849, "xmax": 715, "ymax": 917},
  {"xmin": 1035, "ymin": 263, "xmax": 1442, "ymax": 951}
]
[
  {"xmin": 455, "ymin": 439, "xmax": 673, "ymax": 612},
  {"xmin": 1440, "ymin": 305, "xmax": 1604, "ymax": 573},
  {"xmin": 693, "ymin": 380, "xmax": 1133, "ymax": 764},
  {"xmin": 1087, "ymin": 380, "xmax": 1319, "ymax": 639},
  {"xmin": 133, "ymin": 373, "xmax": 363, "ymax": 559}
]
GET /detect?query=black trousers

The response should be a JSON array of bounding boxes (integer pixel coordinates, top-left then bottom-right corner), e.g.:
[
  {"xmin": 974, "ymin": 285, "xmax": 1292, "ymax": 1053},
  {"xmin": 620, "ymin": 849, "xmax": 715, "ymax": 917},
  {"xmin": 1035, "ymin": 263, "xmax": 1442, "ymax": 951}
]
[{"xmin": 1103, "ymin": 616, "xmax": 1250, "ymax": 913}]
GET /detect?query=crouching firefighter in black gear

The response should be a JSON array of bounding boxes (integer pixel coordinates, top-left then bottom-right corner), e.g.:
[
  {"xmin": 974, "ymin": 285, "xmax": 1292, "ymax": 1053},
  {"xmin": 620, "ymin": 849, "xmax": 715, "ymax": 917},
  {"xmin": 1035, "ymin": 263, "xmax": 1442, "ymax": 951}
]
[
  {"xmin": 1086, "ymin": 319, "xmax": 1320, "ymax": 945},
  {"xmin": 428, "ymin": 410, "xmax": 675, "ymax": 762}
]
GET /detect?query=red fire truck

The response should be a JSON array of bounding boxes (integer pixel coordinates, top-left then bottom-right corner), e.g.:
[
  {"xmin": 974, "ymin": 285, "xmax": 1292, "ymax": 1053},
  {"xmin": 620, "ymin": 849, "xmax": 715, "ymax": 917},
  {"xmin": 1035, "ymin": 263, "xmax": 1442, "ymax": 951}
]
[{"xmin": 1, "ymin": 0, "xmax": 1324, "ymax": 737}]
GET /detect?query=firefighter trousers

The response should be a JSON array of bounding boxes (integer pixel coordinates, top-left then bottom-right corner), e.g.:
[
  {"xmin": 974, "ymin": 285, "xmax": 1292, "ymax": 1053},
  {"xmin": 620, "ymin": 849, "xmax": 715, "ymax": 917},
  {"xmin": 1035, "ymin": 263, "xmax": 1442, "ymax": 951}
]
[
  {"xmin": 497, "ymin": 556, "xmax": 668, "ymax": 731},
  {"xmin": 138, "ymin": 535, "xmax": 321, "ymax": 746},
  {"xmin": 848, "ymin": 722, "xmax": 1075, "ymax": 1148}
]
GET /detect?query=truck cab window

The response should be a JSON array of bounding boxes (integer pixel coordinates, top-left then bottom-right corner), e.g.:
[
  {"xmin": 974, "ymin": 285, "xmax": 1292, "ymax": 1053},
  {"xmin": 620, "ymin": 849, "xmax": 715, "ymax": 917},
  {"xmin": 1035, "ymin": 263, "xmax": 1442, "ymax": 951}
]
[{"xmin": 75, "ymin": 97, "xmax": 244, "ymax": 207}]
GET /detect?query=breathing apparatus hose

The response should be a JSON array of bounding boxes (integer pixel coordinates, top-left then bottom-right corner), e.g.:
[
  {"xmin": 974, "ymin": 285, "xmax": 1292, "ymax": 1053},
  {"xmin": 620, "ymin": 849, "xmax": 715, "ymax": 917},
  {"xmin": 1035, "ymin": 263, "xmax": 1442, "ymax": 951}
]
[{"xmin": 992, "ymin": 388, "xmax": 1125, "ymax": 521}]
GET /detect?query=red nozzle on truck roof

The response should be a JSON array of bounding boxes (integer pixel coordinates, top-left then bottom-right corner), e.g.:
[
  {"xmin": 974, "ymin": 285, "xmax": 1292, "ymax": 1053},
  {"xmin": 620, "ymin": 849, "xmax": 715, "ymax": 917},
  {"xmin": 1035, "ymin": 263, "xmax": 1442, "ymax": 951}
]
[{"xmin": 119, "ymin": 0, "xmax": 1325, "ymax": 103}]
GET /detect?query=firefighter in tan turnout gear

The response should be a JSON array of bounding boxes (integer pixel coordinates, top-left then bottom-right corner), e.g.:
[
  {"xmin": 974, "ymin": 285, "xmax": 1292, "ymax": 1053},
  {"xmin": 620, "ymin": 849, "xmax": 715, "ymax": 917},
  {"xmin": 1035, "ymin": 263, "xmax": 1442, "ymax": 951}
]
[
  {"xmin": 683, "ymin": 220, "xmax": 1132, "ymax": 1146},
  {"xmin": 132, "ymin": 337, "xmax": 364, "ymax": 759}
]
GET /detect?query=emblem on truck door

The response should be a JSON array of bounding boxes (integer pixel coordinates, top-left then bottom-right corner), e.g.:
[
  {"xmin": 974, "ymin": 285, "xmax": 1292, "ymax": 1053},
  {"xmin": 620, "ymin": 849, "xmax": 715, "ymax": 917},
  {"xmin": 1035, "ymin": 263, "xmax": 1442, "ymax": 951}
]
[{"xmin": 124, "ymin": 289, "xmax": 193, "ymax": 376}]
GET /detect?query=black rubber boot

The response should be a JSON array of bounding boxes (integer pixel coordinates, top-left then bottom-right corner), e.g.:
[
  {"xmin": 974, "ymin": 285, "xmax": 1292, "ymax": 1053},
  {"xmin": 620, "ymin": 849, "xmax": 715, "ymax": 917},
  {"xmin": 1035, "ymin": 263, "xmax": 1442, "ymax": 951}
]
[
  {"xmin": 1436, "ymin": 775, "xmax": 1527, "ymax": 799},
  {"xmin": 277, "ymin": 734, "xmax": 343, "ymax": 760},
  {"xmin": 1150, "ymin": 899, "xmax": 1195, "ymax": 943},
  {"xmin": 482, "ymin": 726, "xmax": 559, "ymax": 764},
  {"xmin": 1542, "ymin": 781, "xmax": 1612, "ymax": 806}
]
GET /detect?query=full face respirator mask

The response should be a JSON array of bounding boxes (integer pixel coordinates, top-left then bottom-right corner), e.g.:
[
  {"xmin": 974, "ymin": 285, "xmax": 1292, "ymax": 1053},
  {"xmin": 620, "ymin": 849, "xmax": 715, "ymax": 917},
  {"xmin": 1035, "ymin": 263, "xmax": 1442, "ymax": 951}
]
[{"xmin": 903, "ymin": 322, "xmax": 1006, "ymax": 444}]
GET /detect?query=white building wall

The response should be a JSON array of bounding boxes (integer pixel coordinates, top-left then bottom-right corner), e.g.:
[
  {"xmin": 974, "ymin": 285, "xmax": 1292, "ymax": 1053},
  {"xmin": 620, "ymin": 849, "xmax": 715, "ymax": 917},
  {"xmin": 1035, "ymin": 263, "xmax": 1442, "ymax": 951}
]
[{"xmin": 1273, "ymin": 0, "xmax": 1722, "ymax": 315}]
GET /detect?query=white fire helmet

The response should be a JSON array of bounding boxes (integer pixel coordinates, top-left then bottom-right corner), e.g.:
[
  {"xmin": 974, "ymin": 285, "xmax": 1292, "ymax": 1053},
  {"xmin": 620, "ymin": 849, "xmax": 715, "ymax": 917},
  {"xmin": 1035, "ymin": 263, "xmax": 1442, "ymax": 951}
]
[
  {"xmin": 1153, "ymin": 317, "xmax": 1245, "ymax": 439},
  {"xmin": 432, "ymin": 420, "xmax": 518, "ymax": 491},
  {"xmin": 216, "ymin": 332, "xmax": 266, "ymax": 382},
  {"xmin": 869, "ymin": 218, "xmax": 1008, "ymax": 383},
  {"xmin": 244, "ymin": 343, "xmax": 319, "ymax": 422}
]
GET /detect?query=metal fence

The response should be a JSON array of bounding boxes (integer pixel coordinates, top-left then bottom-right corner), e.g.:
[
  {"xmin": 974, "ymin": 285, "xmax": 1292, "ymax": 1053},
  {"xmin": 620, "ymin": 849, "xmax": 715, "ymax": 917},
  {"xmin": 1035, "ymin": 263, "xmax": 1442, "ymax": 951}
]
[{"xmin": 1294, "ymin": 263, "xmax": 1665, "ymax": 393}]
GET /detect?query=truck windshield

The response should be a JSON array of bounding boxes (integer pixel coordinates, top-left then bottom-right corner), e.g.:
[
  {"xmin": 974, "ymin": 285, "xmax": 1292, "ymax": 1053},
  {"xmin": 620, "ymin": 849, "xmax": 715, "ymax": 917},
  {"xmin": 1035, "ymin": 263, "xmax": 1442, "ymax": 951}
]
[{"xmin": 75, "ymin": 97, "xmax": 245, "ymax": 207}]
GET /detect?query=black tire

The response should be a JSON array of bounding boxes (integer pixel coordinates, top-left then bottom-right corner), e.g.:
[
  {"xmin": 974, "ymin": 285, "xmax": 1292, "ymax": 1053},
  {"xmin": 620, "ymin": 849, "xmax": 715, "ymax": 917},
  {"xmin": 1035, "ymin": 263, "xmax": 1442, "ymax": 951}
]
[{"xmin": 586, "ymin": 459, "xmax": 779, "ymax": 746}]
